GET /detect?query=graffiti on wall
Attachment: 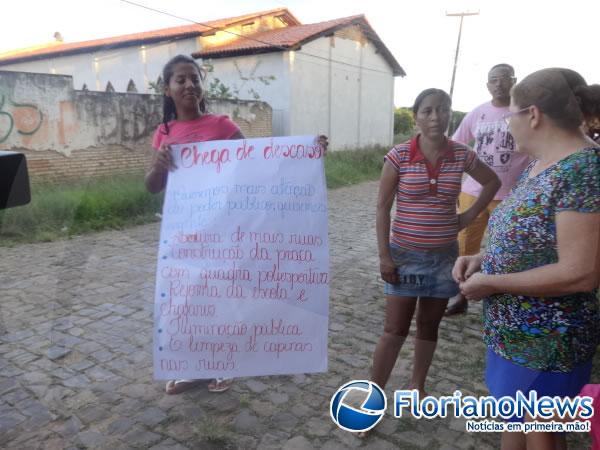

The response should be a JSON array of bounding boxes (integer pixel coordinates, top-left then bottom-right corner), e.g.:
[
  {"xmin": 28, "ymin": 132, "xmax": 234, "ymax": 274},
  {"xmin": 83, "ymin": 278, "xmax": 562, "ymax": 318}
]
[{"xmin": 0, "ymin": 91, "xmax": 44, "ymax": 143}]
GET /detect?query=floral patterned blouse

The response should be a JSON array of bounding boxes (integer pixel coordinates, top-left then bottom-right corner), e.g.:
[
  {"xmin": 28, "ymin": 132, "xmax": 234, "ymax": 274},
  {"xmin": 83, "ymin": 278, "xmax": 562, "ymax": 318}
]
[{"xmin": 482, "ymin": 147, "xmax": 600, "ymax": 372}]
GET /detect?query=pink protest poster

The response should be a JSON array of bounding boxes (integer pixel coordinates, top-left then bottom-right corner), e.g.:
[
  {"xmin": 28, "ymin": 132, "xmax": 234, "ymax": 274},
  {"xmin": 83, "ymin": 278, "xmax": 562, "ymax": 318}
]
[{"xmin": 153, "ymin": 135, "xmax": 329, "ymax": 379}]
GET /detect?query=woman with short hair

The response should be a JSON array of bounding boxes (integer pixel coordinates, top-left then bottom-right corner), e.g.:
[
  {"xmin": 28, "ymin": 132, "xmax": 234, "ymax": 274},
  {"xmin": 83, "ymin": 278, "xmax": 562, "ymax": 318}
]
[{"xmin": 454, "ymin": 68, "xmax": 600, "ymax": 450}]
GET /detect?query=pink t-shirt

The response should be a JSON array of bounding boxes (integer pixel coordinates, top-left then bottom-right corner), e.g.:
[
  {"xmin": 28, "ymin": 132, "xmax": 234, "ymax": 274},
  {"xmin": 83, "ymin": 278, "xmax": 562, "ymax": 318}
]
[
  {"xmin": 152, "ymin": 114, "xmax": 240, "ymax": 149},
  {"xmin": 452, "ymin": 101, "xmax": 530, "ymax": 200}
]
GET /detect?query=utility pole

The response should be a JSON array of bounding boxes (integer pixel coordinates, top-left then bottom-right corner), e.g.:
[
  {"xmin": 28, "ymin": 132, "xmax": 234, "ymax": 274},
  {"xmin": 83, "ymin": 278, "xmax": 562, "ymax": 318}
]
[{"xmin": 446, "ymin": 11, "xmax": 479, "ymax": 102}]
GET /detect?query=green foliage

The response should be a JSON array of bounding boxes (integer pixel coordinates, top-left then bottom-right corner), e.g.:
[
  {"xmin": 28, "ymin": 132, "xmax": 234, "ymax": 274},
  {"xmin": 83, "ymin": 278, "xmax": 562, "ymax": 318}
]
[
  {"xmin": 203, "ymin": 60, "xmax": 274, "ymax": 101},
  {"xmin": 394, "ymin": 107, "xmax": 415, "ymax": 136},
  {"xmin": 146, "ymin": 61, "xmax": 276, "ymax": 102},
  {"xmin": 394, "ymin": 131, "xmax": 414, "ymax": 145},
  {"xmin": 393, "ymin": 107, "xmax": 466, "ymax": 138},
  {"xmin": 193, "ymin": 417, "xmax": 235, "ymax": 448},
  {"xmin": 449, "ymin": 110, "xmax": 467, "ymax": 136},
  {"xmin": 324, "ymin": 146, "xmax": 387, "ymax": 189},
  {"xmin": 207, "ymin": 77, "xmax": 234, "ymax": 100}
]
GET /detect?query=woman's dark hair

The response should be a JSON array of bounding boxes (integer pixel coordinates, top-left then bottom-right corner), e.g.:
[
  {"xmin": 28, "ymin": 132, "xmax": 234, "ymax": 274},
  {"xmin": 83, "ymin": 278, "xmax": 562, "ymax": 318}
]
[
  {"xmin": 577, "ymin": 84, "xmax": 600, "ymax": 139},
  {"xmin": 412, "ymin": 88, "xmax": 452, "ymax": 115},
  {"xmin": 160, "ymin": 54, "xmax": 207, "ymax": 134},
  {"xmin": 511, "ymin": 68, "xmax": 600, "ymax": 131}
]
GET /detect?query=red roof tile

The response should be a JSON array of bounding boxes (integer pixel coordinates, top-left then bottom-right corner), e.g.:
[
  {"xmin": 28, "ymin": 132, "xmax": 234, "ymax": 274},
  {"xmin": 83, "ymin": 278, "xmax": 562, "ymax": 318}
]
[
  {"xmin": 0, "ymin": 8, "xmax": 299, "ymax": 65},
  {"xmin": 193, "ymin": 15, "xmax": 405, "ymax": 76}
]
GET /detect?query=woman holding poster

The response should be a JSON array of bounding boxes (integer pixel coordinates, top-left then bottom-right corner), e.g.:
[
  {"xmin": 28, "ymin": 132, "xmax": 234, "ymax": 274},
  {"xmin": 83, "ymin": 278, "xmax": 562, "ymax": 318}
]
[
  {"xmin": 145, "ymin": 54, "xmax": 246, "ymax": 394},
  {"xmin": 146, "ymin": 55, "xmax": 328, "ymax": 394},
  {"xmin": 364, "ymin": 88, "xmax": 500, "ymax": 435}
]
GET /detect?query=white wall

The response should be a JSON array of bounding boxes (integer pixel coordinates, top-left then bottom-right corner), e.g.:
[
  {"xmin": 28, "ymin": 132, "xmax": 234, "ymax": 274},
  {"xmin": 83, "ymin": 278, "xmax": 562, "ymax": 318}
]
[
  {"xmin": 0, "ymin": 38, "xmax": 199, "ymax": 93},
  {"xmin": 203, "ymin": 53, "xmax": 289, "ymax": 135},
  {"xmin": 289, "ymin": 34, "xmax": 395, "ymax": 150},
  {"xmin": 205, "ymin": 34, "xmax": 396, "ymax": 149},
  {"xmin": 358, "ymin": 40, "xmax": 395, "ymax": 148},
  {"xmin": 288, "ymin": 41, "xmax": 331, "ymax": 141}
]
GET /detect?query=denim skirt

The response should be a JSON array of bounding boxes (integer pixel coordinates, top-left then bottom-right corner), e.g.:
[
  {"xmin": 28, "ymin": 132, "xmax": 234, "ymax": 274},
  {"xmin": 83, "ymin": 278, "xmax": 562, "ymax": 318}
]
[{"xmin": 384, "ymin": 242, "xmax": 459, "ymax": 299}]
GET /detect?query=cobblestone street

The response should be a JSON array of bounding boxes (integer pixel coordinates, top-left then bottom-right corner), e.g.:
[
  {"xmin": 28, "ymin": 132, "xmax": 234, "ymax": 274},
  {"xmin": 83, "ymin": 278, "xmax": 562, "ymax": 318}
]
[{"xmin": 1, "ymin": 181, "xmax": 592, "ymax": 449}]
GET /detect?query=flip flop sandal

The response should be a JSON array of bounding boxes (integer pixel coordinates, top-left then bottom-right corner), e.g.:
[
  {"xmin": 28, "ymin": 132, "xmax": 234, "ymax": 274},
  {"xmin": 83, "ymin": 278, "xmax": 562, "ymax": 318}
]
[
  {"xmin": 444, "ymin": 301, "xmax": 468, "ymax": 316},
  {"xmin": 207, "ymin": 378, "xmax": 233, "ymax": 393},
  {"xmin": 165, "ymin": 379, "xmax": 206, "ymax": 395}
]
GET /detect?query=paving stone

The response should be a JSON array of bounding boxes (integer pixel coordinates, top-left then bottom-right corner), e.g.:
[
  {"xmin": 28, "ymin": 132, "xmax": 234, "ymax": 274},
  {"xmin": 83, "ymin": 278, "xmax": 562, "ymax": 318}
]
[
  {"xmin": 363, "ymin": 437, "xmax": 400, "ymax": 450},
  {"xmin": 21, "ymin": 371, "xmax": 52, "ymax": 385},
  {"xmin": 76, "ymin": 430, "xmax": 109, "ymax": 448},
  {"xmin": 54, "ymin": 415, "xmax": 83, "ymax": 438},
  {"xmin": 246, "ymin": 379, "xmax": 269, "ymax": 393},
  {"xmin": 121, "ymin": 428, "xmax": 163, "ymax": 447},
  {"xmin": 0, "ymin": 378, "xmax": 19, "ymax": 395},
  {"xmin": 62, "ymin": 374, "xmax": 91, "ymax": 389},
  {"xmin": 148, "ymin": 439, "xmax": 190, "ymax": 450},
  {"xmin": 1, "ymin": 388, "xmax": 29, "ymax": 405},
  {"xmin": 320, "ymin": 440, "xmax": 349, "ymax": 450},
  {"xmin": 258, "ymin": 432, "xmax": 295, "ymax": 450},
  {"xmin": 283, "ymin": 435, "xmax": 316, "ymax": 450},
  {"xmin": 233, "ymin": 409, "xmax": 260, "ymax": 432},
  {"xmin": 250, "ymin": 399, "xmax": 277, "ymax": 418},
  {"xmin": 395, "ymin": 430, "xmax": 434, "ymax": 449},
  {"xmin": 271, "ymin": 412, "xmax": 299, "ymax": 432},
  {"xmin": 107, "ymin": 417, "xmax": 135, "ymax": 435},
  {"xmin": 291, "ymin": 374, "xmax": 307, "ymax": 384},
  {"xmin": 164, "ymin": 421, "xmax": 196, "ymax": 442},
  {"xmin": 305, "ymin": 417, "xmax": 333, "ymax": 437},
  {"xmin": 46, "ymin": 346, "xmax": 71, "ymax": 361},
  {"xmin": 75, "ymin": 405, "xmax": 111, "ymax": 425},
  {"xmin": 0, "ymin": 411, "xmax": 27, "ymax": 432},
  {"xmin": 0, "ymin": 181, "xmax": 584, "ymax": 450},
  {"xmin": 268, "ymin": 391, "xmax": 289, "ymax": 405},
  {"xmin": 176, "ymin": 404, "xmax": 205, "ymax": 419},
  {"xmin": 136, "ymin": 406, "xmax": 168, "ymax": 427}
]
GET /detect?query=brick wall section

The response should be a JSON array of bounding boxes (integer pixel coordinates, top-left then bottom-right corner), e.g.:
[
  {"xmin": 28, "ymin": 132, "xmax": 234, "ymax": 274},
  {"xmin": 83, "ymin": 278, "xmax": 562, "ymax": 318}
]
[
  {"xmin": 20, "ymin": 145, "xmax": 154, "ymax": 184},
  {"xmin": 0, "ymin": 70, "xmax": 272, "ymax": 184},
  {"xmin": 230, "ymin": 102, "xmax": 273, "ymax": 139}
]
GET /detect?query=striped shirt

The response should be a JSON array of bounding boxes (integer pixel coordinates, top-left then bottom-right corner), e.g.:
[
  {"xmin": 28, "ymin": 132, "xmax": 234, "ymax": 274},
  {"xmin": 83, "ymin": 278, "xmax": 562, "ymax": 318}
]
[{"xmin": 385, "ymin": 136, "xmax": 478, "ymax": 250}]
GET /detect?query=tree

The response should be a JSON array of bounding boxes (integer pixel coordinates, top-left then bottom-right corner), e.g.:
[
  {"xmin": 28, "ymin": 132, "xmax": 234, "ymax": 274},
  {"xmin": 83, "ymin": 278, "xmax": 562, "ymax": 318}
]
[
  {"xmin": 202, "ymin": 60, "xmax": 275, "ymax": 101},
  {"xmin": 448, "ymin": 110, "xmax": 466, "ymax": 136},
  {"xmin": 394, "ymin": 107, "xmax": 415, "ymax": 136},
  {"xmin": 147, "ymin": 62, "xmax": 275, "ymax": 102}
]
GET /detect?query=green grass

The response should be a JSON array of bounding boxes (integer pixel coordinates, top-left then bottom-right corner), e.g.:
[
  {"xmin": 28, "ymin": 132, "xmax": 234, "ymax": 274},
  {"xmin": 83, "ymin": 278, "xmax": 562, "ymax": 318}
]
[
  {"xmin": 0, "ymin": 173, "xmax": 164, "ymax": 245},
  {"xmin": 1, "ymin": 146, "xmax": 391, "ymax": 245},
  {"xmin": 324, "ymin": 145, "xmax": 388, "ymax": 189},
  {"xmin": 192, "ymin": 416, "xmax": 235, "ymax": 449}
]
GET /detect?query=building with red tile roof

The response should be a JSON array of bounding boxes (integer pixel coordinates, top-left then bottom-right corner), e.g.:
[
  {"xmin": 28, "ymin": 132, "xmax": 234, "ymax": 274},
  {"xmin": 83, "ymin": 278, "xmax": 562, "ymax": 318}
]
[{"xmin": 0, "ymin": 8, "xmax": 404, "ymax": 149}]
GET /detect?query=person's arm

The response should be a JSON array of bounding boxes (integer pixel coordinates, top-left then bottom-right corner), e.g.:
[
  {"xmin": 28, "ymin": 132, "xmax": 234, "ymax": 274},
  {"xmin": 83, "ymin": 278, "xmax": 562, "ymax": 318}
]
[
  {"xmin": 145, "ymin": 144, "xmax": 174, "ymax": 194},
  {"xmin": 458, "ymin": 158, "xmax": 501, "ymax": 230},
  {"xmin": 460, "ymin": 211, "xmax": 600, "ymax": 299},
  {"xmin": 376, "ymin": 162, "xmax": 399, "ymax": 283},
  {"xmin": 451, "ymin": 111, "xmax": 475, "ymax": 146},
  {"xmin": 145, "ymin": 128, "xmax": 246, "ymax": 194}
]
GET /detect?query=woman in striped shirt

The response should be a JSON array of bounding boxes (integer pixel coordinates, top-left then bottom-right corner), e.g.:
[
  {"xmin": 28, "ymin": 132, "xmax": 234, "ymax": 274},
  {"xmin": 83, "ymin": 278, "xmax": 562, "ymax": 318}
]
[{"xmin": 366, "ymin": 89, "xmax": 500, "ymax": 416}]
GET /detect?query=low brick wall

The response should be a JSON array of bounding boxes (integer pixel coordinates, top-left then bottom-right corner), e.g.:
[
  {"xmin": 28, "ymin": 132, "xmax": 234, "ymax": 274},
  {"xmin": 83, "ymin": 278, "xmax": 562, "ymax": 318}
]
[{"xmin": 0, "ymin": 70, "xmax": 272, "ymax": 183}]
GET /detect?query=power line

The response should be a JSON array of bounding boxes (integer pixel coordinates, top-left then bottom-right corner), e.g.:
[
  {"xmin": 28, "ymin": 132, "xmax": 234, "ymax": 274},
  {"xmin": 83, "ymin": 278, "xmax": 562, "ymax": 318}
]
[{"xmin": 119, "ymin": 0, "xmax": 398, "ymax": 76}]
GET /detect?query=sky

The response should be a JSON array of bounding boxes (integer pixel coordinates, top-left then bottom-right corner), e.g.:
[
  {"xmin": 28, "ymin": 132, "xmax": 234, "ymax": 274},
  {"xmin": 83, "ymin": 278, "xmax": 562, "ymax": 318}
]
[{"xmin": 0, "ymin": 0, "xmax": 598, "ymax": 112}]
